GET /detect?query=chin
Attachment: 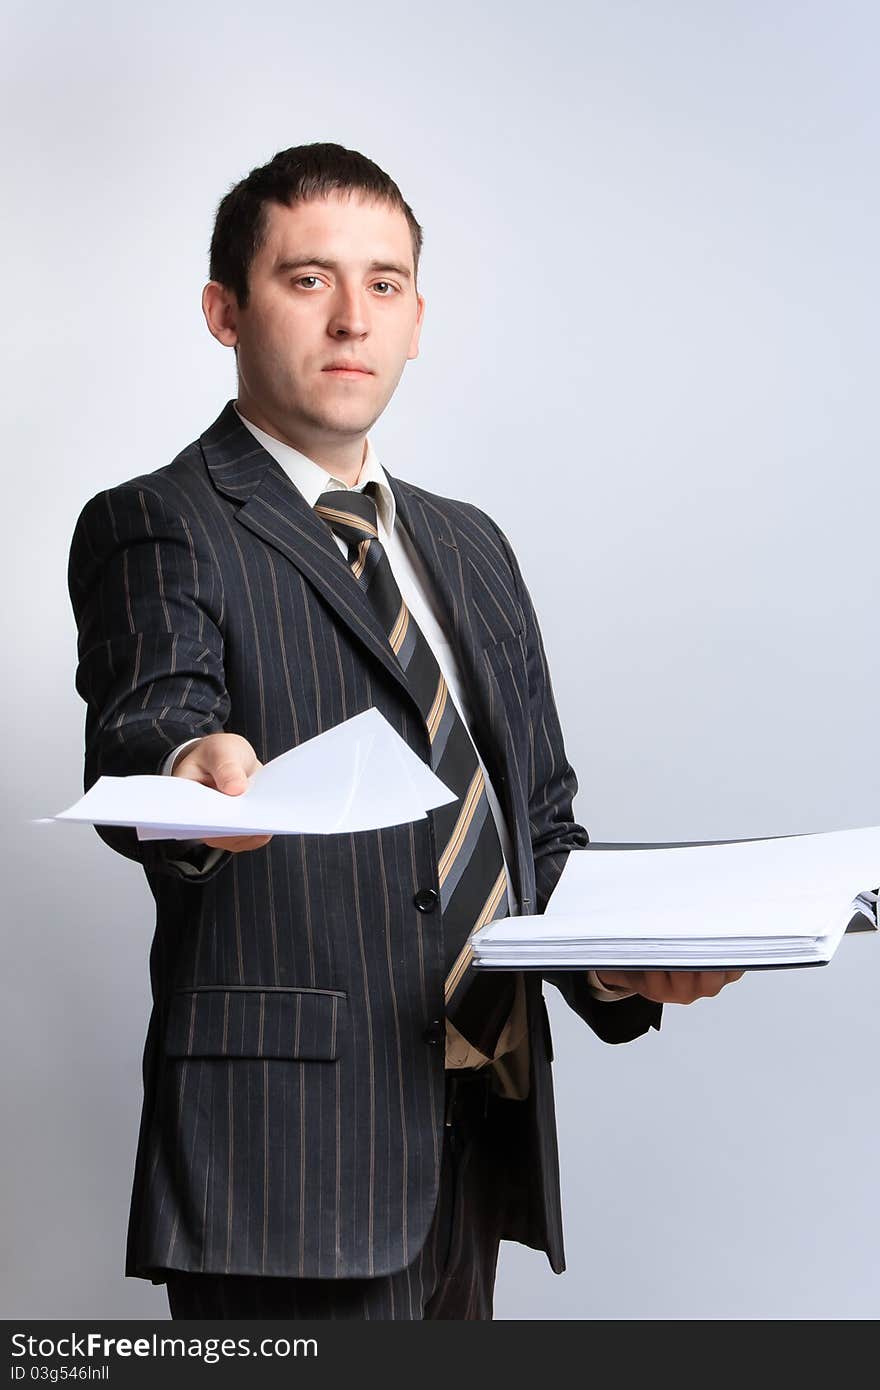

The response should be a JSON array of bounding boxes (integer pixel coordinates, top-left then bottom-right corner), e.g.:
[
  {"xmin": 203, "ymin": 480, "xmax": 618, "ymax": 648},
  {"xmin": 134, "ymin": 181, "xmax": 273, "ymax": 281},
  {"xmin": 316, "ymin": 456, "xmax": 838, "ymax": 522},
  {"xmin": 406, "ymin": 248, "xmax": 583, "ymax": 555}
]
[{"xmin": 322, "ymin": 401, "xmax": 378, "ymax": 427}]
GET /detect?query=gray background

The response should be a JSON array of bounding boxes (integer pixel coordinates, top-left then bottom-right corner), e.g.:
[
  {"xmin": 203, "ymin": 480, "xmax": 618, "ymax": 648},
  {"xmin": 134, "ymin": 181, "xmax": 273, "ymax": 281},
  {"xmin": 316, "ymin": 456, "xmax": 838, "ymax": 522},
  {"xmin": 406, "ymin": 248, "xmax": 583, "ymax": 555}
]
[{"xmin": 3, "ymin": 0, "xmax": 878, "ymax": 1319}]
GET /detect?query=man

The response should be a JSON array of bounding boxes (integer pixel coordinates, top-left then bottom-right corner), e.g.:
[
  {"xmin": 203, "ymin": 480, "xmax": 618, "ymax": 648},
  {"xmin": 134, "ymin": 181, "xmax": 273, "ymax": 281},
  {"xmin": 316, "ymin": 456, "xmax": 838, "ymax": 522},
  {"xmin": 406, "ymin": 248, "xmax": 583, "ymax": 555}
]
[{"xmin": 68, "ymin": 142, "xmax": 743, "ymax": 1320}]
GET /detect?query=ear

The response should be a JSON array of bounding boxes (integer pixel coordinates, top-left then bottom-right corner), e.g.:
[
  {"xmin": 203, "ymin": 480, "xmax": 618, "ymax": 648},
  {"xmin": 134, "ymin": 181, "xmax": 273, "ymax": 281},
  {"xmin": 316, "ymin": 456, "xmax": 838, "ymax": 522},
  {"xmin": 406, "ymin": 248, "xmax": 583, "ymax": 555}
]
[
  {"xmin": 407, "ymin": 292, "xmax": 426, "ymax": 361},
  {"xmin": 202, "ymin": 281, "xmax": 240, "ymax": 348}
]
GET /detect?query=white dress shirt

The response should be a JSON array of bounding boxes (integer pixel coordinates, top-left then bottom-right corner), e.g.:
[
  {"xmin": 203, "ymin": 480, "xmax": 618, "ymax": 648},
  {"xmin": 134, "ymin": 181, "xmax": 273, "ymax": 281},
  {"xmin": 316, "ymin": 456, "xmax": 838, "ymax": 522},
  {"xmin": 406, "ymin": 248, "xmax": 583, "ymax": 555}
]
[{"xmin": 162, "ymin": 405, "xmax": 634, "ymax": 1071}]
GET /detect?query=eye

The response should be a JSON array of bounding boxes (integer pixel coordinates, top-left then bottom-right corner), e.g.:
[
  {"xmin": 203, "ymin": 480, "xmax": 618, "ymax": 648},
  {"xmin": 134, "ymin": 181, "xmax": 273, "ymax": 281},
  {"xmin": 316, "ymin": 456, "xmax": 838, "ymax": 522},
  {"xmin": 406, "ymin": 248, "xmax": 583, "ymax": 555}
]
[{"xmin": 292, "ymin": 275, "xmax": 399, "ymax": 295}]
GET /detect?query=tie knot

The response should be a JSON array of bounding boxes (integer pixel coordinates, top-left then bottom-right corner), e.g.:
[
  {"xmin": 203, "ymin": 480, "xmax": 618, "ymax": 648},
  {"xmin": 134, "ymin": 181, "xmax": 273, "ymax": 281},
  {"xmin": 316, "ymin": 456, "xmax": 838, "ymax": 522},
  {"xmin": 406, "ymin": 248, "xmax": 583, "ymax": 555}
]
[{"xmin": 314, "ymin": 484, "xmax": 380, "ymax": 547}]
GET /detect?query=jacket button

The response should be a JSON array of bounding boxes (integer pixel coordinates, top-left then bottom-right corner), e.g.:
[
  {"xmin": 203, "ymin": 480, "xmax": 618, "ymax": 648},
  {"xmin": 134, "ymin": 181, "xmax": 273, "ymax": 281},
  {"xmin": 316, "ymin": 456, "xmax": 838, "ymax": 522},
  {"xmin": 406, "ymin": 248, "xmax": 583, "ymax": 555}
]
[
  {"xmin": 413, "ymin": 888, "xmax": 439, "ymax": 913},
  {"xmin": 422, "ymin": 1019, "xmax": 444, "ymax": 1045}
]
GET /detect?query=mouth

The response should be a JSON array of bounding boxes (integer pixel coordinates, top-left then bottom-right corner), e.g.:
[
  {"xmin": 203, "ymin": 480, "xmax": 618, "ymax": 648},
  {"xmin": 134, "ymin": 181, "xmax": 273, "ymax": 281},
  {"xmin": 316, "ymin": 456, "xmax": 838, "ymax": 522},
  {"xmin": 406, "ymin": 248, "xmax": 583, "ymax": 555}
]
[{"xmin": 322, "ymin": 368, "xmax": 372, "ymax": 379}]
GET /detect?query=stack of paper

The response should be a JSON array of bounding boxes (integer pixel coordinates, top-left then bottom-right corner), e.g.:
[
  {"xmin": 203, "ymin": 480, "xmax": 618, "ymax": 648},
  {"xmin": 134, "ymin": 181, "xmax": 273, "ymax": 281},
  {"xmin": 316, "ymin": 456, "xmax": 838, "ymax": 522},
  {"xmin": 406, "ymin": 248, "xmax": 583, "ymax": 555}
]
[
  {"xmin": 470, "ymin": 828, "xmax": 880, "ymax": 971},
  {"xmin": 42, "ymin": 709, "xmax": 456, "ymax": 838}
]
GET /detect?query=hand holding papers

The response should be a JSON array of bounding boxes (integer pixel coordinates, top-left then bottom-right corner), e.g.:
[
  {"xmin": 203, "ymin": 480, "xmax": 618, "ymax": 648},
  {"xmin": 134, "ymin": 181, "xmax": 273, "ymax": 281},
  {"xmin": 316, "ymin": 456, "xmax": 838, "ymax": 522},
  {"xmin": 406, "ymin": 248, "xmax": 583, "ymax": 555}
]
[
  {"xmin": 471, "ymin": 828, "xmax": 880, "ymax": 972},
  {"xmin": 44, "ymin": 709, "xmax": 457, "ymax": 839}
]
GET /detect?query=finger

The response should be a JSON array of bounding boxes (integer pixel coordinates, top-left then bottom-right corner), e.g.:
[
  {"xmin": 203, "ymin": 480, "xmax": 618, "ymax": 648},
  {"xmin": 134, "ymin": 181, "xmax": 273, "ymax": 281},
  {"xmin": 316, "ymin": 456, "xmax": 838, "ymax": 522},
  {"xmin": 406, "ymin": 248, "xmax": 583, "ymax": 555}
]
[
  {"xmin": 593, "ymin": 970, "xmax": 630, "ymax": 990},
  {"xmin": 634, "ymin": 971, "xmax": 677, "ymax": 1003},
  {"xmin": 699, "ymin": 974, "xmax": 725, "ymax": 998},
  {"xmin": 676, "ymin": 971, "xmax": 702, "ymax": 1003},
  {"xmin": 635, "ymin": 970, "xmax": 742, "ymax": 1004},
  {"xmin": 209, "ymin": 758, "xmax": 250, "ymax": 794},
  {"xmin": 635, "ymin": 974, "xmax": 667, "ymax": 1001},
  {"xmin": 201, "ymin": 834, "xmax": 273, "ymax": 852},
  {"xmin": 173, "ymin": 751, "xmax": 250, "ymax": 792},
  {"xmin": 669, "ymin": 971, "xmax": 717, "ymax": 1003}
]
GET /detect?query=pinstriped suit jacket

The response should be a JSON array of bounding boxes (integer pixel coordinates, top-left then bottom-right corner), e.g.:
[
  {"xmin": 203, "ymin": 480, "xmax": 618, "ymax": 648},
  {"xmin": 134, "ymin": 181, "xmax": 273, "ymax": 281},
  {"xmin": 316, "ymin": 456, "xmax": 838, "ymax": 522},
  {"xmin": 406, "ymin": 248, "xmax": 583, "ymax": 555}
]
[{"xmin": 68, "ymin": 400, "xmax": 661, "ymax": 1282}]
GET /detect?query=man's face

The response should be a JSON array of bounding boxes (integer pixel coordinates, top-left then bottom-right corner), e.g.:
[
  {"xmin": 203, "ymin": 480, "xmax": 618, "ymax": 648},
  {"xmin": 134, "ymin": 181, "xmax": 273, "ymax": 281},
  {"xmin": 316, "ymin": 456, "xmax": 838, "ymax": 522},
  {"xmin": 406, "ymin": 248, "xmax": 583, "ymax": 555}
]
[{"xmin": 207, "ymin": 191, "xmax": 424, "ymax": 449}]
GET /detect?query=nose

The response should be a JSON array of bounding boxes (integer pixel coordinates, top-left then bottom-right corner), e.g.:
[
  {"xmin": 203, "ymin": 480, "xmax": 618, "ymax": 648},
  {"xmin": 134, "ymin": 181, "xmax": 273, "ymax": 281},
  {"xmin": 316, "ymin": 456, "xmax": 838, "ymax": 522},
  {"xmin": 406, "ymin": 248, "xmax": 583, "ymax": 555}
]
[{"xmin": 327, "ymin": 283, "xmax": 370, "ymax": 339}]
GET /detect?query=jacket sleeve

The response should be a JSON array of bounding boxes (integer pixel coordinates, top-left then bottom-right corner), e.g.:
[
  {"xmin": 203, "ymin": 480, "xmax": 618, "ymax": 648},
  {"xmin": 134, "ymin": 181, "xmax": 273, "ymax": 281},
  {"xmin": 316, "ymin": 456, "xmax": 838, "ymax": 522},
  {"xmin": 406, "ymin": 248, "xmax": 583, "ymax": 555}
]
[
  {"xmin": 489, "ymin": 516, "xmax": 662, "ymax": 1045},
  {"xmin": 68, "ymin": 481, "xmax": 232, "ymax": 882}
]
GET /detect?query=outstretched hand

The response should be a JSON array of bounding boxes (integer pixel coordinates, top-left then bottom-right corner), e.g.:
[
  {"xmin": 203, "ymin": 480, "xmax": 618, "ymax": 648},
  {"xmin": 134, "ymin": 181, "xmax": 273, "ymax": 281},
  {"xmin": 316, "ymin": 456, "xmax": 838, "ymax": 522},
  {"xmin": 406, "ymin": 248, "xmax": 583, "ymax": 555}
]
[
  {"xmin": 594, "ymin": 969, "xmax": 745, "ymax": 1004},
  {"xmin": 172, "ymin": 732, "xmax": 273, "ymax": 853}
]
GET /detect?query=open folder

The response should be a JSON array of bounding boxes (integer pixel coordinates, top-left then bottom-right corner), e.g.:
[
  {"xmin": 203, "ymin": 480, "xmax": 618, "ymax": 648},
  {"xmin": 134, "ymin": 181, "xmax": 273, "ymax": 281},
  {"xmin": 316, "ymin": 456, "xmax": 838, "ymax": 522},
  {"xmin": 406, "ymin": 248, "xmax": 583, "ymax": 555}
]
[
  {"xmin": 43, "ymin": 709, "xmax": 457, "ymax": 838},
  {"xmin": 469, "ymin": 828, "xmax": 880, "ymax": 972}
]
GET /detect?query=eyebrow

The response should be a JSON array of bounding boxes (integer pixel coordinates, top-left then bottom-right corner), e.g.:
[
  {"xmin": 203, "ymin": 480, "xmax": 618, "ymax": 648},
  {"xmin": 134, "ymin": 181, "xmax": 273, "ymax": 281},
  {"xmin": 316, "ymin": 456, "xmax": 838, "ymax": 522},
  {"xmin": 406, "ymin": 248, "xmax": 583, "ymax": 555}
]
[{"xmin": 275, "ymin": 255, "xmax": 412, "ymax": 282}]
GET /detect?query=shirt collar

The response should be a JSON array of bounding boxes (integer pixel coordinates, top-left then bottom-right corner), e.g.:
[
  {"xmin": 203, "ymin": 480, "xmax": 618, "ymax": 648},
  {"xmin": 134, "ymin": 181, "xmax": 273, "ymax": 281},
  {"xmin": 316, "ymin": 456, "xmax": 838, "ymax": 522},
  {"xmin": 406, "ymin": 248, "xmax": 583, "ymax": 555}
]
[{"xmin": 233, "ymin": 403, "xmax": 396, "ymax": 535}]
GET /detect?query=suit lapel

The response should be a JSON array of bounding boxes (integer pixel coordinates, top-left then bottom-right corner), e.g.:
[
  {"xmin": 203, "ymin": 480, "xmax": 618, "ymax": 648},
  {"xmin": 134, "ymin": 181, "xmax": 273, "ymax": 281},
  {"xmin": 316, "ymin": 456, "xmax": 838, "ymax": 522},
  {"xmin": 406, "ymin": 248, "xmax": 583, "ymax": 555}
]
[
  {"xmin": 387, "ymin": 476, "xmax": 498, "ymax": 754},
  {"xmin": 390, "ymin": 476, "xmax": 529, "ymax": 903},
  {"xmin": 200, "ymin": 402, "xmax": 418, "ymax": 707},
  {"xmin": 385, "ymin": 475, "xmax": 478, "ymax": 675},
  {"xmin": 200, "ymin": 402, "xmax": 527, "ymax": 903}
]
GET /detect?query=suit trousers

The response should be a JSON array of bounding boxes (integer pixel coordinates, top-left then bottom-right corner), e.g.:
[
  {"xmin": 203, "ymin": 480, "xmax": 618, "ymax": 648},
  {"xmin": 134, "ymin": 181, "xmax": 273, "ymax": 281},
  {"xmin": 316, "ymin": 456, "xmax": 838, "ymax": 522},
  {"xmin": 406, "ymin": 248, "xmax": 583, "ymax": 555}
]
[{"xmin": 164, "ymin": 1070, "xmax": 510, "ymax": 1320}]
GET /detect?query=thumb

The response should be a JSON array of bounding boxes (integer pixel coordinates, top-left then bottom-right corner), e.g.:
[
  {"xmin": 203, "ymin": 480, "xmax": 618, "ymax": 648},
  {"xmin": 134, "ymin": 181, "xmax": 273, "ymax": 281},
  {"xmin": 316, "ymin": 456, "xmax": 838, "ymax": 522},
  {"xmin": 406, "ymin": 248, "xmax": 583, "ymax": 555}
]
[{"xmin": 211, "ymin": 758, "xmax": 250, "ymax": 795}]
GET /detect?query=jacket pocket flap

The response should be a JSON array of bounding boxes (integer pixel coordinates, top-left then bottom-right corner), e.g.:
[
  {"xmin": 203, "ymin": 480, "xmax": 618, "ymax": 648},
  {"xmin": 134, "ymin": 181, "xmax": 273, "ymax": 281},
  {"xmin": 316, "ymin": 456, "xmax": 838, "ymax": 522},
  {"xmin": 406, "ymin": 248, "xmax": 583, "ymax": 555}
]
[{"xmin": 164, "ymin": 986, "xmax": 345, "ymax": 1061}]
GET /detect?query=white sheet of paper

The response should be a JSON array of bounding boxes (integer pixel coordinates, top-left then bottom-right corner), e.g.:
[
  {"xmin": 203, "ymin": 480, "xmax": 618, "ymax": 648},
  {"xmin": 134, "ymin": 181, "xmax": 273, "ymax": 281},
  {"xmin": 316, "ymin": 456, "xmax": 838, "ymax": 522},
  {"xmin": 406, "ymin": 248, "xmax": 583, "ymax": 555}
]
[
  {"xmin": 472, "ymin": 826, "xmax": 880, "ymax": 968},
  {"xmin": 42, "ymin": 708, "xmax": 457, "ymax": 837}
]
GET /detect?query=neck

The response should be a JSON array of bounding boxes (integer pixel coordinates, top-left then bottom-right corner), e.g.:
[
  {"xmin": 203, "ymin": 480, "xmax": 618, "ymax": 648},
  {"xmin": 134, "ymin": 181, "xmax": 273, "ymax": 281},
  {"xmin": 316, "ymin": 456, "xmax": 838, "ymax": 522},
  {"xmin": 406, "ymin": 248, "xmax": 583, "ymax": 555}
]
[{"xmin": 235, "ymin": 397, "xmax": 367, "ymax": 486}]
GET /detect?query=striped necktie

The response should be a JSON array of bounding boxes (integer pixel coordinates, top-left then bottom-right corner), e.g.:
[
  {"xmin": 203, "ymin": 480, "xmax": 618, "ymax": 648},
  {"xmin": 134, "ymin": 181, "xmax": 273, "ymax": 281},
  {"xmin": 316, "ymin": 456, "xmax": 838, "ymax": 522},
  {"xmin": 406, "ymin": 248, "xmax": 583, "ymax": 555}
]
[{"xmin": 315, "ymin": 483, "xmax": 516, "ymax": 1059}]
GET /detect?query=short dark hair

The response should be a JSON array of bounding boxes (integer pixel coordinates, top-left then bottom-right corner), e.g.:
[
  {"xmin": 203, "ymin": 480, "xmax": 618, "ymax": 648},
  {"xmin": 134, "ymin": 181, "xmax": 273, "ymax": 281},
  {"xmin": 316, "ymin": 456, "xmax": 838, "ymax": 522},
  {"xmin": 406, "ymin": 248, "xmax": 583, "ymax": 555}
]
[{"xmin": 209, "ymin": 142, "xmax": 423, "ymax": 308}]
